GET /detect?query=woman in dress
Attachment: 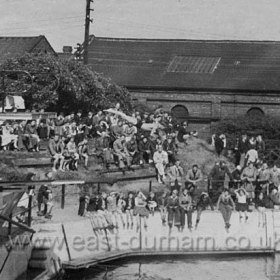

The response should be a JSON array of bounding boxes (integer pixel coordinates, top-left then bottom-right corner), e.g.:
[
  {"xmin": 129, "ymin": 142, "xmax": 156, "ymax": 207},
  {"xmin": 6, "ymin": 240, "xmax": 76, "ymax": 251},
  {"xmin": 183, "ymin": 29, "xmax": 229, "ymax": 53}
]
[
  {"xmin": 217, "ymin": 188, "xmax": 235, "ymax": 232},
  {"xmin": 133, "ymin": 191, "xmax": 149, "ymax": 230},
  {"xmin": 234, "ymin": 187, "xmax": 248, "ymax": 222}
]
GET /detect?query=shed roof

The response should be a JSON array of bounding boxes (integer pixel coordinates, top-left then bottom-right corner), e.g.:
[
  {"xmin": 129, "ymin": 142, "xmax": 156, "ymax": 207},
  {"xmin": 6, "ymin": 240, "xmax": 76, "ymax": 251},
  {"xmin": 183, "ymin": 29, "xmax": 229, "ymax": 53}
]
[
  {"xmin": 0, "ymin": 35, "xmax": 56, "ymax": 63},
  {"xmin": 88, "ymin": 37, "xmax": 280, "ymax": 92}
]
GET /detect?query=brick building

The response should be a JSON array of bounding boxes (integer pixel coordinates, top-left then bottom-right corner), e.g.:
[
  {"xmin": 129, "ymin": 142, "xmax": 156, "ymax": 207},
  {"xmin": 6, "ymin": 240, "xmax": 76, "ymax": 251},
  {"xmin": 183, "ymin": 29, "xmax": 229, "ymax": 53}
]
[{"xmin": 86, "ymin": 37, "xmax": 280, "ymax": 136}]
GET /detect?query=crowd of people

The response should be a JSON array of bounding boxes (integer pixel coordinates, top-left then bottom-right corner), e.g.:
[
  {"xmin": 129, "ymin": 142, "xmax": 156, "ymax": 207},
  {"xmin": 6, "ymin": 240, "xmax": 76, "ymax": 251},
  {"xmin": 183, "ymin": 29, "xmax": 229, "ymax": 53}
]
[
  {"xmin": 76, "ymin": 140, "xmax": 280, "ymax": 234},
  {"xmin": 0, "ymin": 103, "xmax": 198, "ymax": 177},
  {"xmin": 4, "ymin": 102, "xmax": 280, "ymax": 233}
]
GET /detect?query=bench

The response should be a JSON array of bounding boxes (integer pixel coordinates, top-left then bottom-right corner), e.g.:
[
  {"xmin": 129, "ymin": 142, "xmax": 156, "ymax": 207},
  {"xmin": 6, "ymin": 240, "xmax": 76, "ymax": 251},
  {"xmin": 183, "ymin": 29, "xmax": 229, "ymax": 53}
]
[
  {"xmin": 16, "ymin": 158, "xmax": 52, "ymax": 168},
  {"xmin": 98, "ymin": 163, "xmax": 151, "ymax": 174}
]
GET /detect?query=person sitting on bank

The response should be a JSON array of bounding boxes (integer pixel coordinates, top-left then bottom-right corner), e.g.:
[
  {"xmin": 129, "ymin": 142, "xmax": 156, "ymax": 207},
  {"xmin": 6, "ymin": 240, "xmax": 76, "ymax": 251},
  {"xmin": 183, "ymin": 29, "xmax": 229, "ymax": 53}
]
[
  {"xmin": 113, "ymin": 134, "xmax": 133, "ymax": 174},
  {"xmin": 167, "ymin": 160, "xmax": 184, "ymax": 192},
  {"xmin": 25, "ymin": 120, "xmax": 40, "ymax": 152},
  {"xmin": 66, "ymin": 136, "xmax": 79, "ymax": 171},
  {"xmin": 256, "ymin": 163, "xmax": 270, "ymax": 196},
  {"xmin": 245, "ymin": 148, "xmax": 258, "ymax": 166},
  {"xmin": 162, "ymin": 136, "xmax": 177, "ymax": 164},
  {"xmin": 208, "ymin": 161, "xmax": 232, "ymax": 204},
  {"xmin": 185, "ymin": 164, "xmax": 203, "ymax": 198},
  {"xmin": 153, "ymin": 144, "xmax": 169, "ymax": 184},
  {"xmin": 241, "ymin": 161, "xmax": 257, "ymax": 202},
  {"xmin": 78, "ymin": 138, "xmax": 89, "ymax": 169},
  {"xmin": 138, "ymin": 135, "xmax": 153, "ymax": 165},
  {"xmin": 48, "ymin": 134, "xmax": 65, "ymax": 172},
  {"xmin": 125, "ymin": 135, "xmax": 138, "ymax": 167}
]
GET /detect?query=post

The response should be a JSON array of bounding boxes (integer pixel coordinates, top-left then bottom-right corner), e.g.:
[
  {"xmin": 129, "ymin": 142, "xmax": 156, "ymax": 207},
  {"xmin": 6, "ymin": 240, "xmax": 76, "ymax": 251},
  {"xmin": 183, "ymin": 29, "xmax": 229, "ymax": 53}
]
[
  {"xmin": 84, "ymin": 0, "xmax": 93, "ymax": 64},
  {"xmin": 61, "ymin": 184, "xmax": 65, "ymax": 209},
  {"xmin": 1, "ymin": 75, "xmax": 5, "ymax": 112},
  {"xmin": 97, "ymin": 183, "xmax": 100, "ymax": 194},
  {"xmin": 139, "ymin": 216, "xmax": 142, "ymax": 250},
  {"xmin": 149, "ymin": 180, "xmax": 152, "ymax": 192},
  {"xmin": 8, "ymin": 212, "xmax": 12, "ymax": 235},
  {"xmin": 27, "ymin": 192, "xmax": 33, "ymax": 227},
  {"xmin": 62, "ymin": 224, "xmax": 72, "ymax": 261}
]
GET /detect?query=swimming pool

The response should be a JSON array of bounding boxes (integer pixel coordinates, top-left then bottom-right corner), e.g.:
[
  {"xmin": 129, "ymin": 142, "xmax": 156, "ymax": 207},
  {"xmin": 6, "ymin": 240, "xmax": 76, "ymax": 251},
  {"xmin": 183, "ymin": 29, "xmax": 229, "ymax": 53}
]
[{"xmin": 65, "ymin": 254, "xmax": 278, "ymax": 280}]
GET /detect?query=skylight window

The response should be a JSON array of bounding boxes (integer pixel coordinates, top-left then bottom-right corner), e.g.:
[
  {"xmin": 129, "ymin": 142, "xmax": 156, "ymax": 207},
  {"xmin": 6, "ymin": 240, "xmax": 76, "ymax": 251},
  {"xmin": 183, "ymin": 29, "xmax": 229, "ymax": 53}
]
[{"xmin": 167, "ymin": 56, "xmax": 221, "ymax": 74}]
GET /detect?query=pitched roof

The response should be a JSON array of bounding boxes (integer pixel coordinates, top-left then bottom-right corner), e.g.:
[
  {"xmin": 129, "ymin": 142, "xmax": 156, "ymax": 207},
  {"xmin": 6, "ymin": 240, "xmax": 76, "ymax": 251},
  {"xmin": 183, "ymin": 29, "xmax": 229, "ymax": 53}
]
[
  {"xmin": 88, "ymin": 37, "xmax": 280, "ymax": 92},
  {"xmin": 0, "ymin": 35, "xmax": 56, "ymax": 63}
]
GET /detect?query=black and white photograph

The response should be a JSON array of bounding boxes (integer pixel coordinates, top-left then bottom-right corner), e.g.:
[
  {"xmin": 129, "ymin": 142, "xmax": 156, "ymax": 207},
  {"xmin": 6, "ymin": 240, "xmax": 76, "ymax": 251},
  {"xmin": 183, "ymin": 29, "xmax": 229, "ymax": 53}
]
[{"xmin": 1, "ymin": 0, "xmax": 280, "ymax": 279}]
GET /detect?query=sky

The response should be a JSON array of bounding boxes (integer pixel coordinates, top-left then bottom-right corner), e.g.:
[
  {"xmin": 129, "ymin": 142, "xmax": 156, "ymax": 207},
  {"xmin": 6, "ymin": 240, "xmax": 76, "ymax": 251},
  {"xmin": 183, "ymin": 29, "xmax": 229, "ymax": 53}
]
[{"xmin": 1, "ymin": 0, "xmax": 280, "ymax": 51}]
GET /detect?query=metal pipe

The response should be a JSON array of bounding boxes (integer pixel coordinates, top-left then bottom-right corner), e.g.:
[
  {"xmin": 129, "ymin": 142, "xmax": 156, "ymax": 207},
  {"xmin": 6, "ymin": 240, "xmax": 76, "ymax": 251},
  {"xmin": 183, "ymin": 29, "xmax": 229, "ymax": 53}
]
[{"xmin": 0, "ymin": 214, "xmax": 35, "ymax": 233}]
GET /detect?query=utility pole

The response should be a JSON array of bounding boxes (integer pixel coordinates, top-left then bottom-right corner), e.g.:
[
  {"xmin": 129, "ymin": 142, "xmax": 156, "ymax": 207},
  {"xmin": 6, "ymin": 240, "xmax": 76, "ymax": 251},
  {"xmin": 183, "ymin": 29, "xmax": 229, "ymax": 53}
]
[{"xmin": 84, "ymin": 0, "xmax": 93, "ymax": 65}]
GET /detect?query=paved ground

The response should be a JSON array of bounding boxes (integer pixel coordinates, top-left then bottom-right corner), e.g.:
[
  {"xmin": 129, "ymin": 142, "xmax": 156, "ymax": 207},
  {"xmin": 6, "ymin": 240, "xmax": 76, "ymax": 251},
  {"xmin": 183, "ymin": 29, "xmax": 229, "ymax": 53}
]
[{"xmin": 31, "ymin": 203, "xmax": 276, "ymax": 267}]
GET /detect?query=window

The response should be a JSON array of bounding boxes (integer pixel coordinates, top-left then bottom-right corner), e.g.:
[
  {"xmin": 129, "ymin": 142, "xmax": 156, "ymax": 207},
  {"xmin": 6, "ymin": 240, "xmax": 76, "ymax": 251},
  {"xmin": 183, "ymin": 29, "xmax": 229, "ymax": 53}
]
[
  {"xmin": 171, "ymin": 105, "xmax": 189, "ymax": 121},
  {"xmin": 247, "ymin": 107, "xmax": 265, "ymax": 118},
  {"xmin": 167, "ymin": 56, "xmax": 221, "ymax": 74}
]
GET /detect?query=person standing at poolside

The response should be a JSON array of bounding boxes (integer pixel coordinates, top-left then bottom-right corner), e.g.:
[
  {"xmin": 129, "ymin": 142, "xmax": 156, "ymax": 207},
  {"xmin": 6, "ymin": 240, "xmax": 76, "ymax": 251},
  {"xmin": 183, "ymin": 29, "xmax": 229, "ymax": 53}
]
[
  {"xmin": 234, "ymin": 187, "xmax": 249, "ymax": 222},
  {"xmin": 133, "ymin": 191, "xmax": 149, "ymax": 231},
  {"xmin": 166, "ymin": 189, "xmax": 181, "ymax": 234},
  {"xmin": 125, "ymin": 192, "xmax": 135, "ymax": 229},
  {"xmin": 179, "ymin": 188, "xmax": 193, "ymax": 232},
  {"xmin": 255, "ymin": 191, "xmax": 266, "ymax": 228},
  {"xmin": 195, "ymin": 192, "xmax": 214, "ymax": 230},
  {"xmin": 158, "ymin": 191, "xmax": 168, "ymax": 225},
  {"xmin": 208, "ymin": 161, "xmax": 232, "ymax": 204},
  {"xmin": 217, "ymin": 189, "xmax": 235, "ymax": 232}
]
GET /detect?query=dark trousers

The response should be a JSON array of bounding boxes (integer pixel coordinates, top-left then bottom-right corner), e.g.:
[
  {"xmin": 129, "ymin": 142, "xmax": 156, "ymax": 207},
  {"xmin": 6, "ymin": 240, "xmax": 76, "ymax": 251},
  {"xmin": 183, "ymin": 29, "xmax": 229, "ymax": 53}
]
[
  {"xmin": 180, "ymin": 207, "xmax": 192, "ymax": 228},
  {"xmin": 209, "ymin": 183, "xmax": 224, "ymax": 204},
  {"xmin": 139, "ymin": 151, "xmax": 152, "ymax": 163},
  {"xmin": 196, "ymin": 207, "xmax": 204, "ymax": 224},
  {"xmin": 167, "ymin": 207, "xmax": 181, "ymax": 228},
  {"xmin": 219, "ymin": 204, "xmax": 232, "ymax": 224}
]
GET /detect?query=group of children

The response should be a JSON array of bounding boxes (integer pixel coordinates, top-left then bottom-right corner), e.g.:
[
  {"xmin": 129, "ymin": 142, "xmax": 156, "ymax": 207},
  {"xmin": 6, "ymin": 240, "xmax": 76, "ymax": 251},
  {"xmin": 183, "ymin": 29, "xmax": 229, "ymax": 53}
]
[
  {"xmin": 77, "ymin": 184, "xmax": 269, "ymax": 234},
  {"xmin": 78, "ymin": 188, "xmax": 218, "ymax": 234}
]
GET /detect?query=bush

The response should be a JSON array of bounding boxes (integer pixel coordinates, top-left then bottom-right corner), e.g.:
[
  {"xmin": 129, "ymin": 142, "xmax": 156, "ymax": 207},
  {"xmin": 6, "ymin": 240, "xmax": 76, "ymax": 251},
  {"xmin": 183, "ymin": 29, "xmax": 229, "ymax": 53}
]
[
  {"xmin": 0, "ymin": 53, "xmax": 133, "ymax": 114},
  {"xmin": 212, "ymin": 115, "xmax": 280, "ymax": 148}
]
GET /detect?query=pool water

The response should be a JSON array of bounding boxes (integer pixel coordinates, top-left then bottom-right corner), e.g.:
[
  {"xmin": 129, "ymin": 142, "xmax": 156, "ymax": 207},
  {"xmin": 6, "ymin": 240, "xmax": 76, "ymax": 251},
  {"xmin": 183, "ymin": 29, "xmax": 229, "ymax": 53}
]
[{"xmin": 65, "ymin": 255, "xmax": 276, "ymax": 280}]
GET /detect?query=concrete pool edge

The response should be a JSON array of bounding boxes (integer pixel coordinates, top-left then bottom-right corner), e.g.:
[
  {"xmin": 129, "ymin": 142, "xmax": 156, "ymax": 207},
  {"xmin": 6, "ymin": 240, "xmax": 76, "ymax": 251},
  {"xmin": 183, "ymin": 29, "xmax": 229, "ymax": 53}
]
[{"xmin": 62, "ymin": 249, "xmax": 275, "ymax": 270}]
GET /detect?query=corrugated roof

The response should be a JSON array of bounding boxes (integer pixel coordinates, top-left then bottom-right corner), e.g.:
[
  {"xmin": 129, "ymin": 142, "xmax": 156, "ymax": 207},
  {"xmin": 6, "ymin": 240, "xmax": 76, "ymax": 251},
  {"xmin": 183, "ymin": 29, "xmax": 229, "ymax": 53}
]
[
  {"xmin": 0, "ymin": 36, "xmax": 56, "ymax": 63},
  {"xmin": 88, "ymin": 37, "xmax": 280, "ymax": 92}
]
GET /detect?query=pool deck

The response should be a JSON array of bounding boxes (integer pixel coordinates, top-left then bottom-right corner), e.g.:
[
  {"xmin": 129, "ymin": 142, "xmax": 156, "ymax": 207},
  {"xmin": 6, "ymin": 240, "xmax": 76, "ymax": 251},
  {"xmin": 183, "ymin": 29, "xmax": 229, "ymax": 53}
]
[{"xmin": 30, "ymin": 205, "xmax": 280, "ymax": 270}]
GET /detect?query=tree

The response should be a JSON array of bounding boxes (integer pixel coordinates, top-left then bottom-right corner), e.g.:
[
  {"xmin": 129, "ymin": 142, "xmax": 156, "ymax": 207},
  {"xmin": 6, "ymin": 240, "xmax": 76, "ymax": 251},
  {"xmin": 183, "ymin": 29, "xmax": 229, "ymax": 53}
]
[{"xmin": 0, "ymin": 53, "xmax": 132, "ymax": 113}]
